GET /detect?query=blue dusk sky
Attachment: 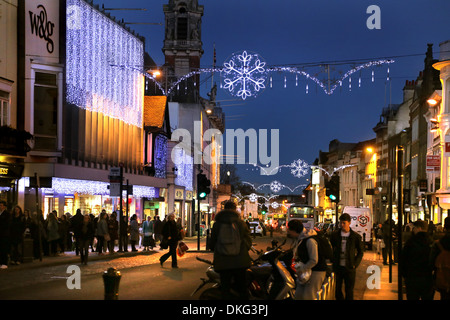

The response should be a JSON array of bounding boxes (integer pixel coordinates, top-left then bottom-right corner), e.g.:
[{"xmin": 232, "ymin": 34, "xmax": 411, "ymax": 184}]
[{"xmin": 92, "ymin": 0, "xmax": 450, "ymax": 192}]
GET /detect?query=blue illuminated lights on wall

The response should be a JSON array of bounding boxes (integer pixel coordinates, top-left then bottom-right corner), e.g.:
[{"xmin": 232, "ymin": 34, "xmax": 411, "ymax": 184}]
[
  {"xmin": 66, "ymin": 0, "xmax": 144, "ymax": 127},
  {"xmin": 154, "ymin": 135, "xmax": 168, "ymax": 179},
  {"xmin": 173, "ymin": 147, "xmax": 194, "ymax": 191}
]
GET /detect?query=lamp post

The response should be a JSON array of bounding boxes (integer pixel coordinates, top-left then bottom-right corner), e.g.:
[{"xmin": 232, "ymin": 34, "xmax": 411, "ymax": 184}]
[{"xmin": 396, "ymin": 145, "xmax": 404, "ymax": 300}]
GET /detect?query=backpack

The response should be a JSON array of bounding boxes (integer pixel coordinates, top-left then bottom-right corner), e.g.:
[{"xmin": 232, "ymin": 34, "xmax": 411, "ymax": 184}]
[
  {"xmin": 215, "ymin": 222, "xmax": 242, "ymax": 256},
  {"xmin": 313, "ymin": 233, "xmax": 333, "ymax": 261},
  {"xmin": 435, "ymin": 241, "xmax": 450, "ymax": 293}
]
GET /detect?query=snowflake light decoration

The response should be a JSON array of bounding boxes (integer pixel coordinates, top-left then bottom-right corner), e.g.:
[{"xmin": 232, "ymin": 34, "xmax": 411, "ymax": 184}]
[
  {"xmin": 222, "ymin": 51, "xmax": 267, "ymax": 100},
  {"xmin": 249, "ymin": 193, "xmax": 258, "ymax": 203},
  {"xmin": 271, "ymin": 202, "xmax": 280, "ymax": 209},
  {"xmin": 290, "ymin": 159, "xmax": 310, "ymax": 178},
  {"xmin": 270, "ymin": 181, "xmax": 283, "ymax": 193}
]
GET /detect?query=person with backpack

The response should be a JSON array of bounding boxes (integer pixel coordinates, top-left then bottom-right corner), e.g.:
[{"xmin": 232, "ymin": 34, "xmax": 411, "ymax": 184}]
[
  {"xmin": 430, "ymin": 216, "xmax": 450, "ymax": 300},
  {"xmin": 288, "ymin": 219, "xmax": 330, "ymax": 300},
  {"xmin": 400, "ymin": 220, "xmax": 434, "ymax": 300},
  {"xmin": 210, "ymin": 201, "xmax": 252, "ymax": 300},
  {"xmin": 330, "ymin": 213, "xmax": 364, "ymax": 300}
]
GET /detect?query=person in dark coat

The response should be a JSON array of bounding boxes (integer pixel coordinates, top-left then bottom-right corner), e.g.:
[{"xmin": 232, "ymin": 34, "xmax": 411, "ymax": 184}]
[
  {"xmin": 107, "ymin": 212, "xmax": 119, "ymax": 253},
  {"xmin": 118, "ymin": 214, "xmax": 129, "ymax": 252},
  {"xmin": 154, "ymin": 215, "xmax": 163, "ymax": 246},
  {"xmin": 70, "ymin": 209, "xmax": 84, "ymax": 256},
  {"xmin": 159, "ymin": 214, "xmax": 181, "ymax": 268},
  {"xmin": 79, "ymin": 214, "xmax": 95, "ymax": 265},
  {"xmin": 210, "ymin": 201, "xmax": 252, "ymax": 299},
  {"xmin": 381, "ymin": 219, "xmax": 396, "ymax": 265},
  {"xmin": 10, "ymin": 206, "xmax": 25, "ymax": 265},
  {"xmin": 329, "ymin": 213, "xmax": 364, "ymax": 300},
  {"xmin": 58, "ymin": 215, "xmax": 70, "ymax": 252},
  {"xmin": 430, "ymin": 217, "xmax": 450, "ymax": 300},
  {"xmin": 0, "ymin": 201, "xmax": 10, "ymax": 269},
  {"xmin": 400, "ymin": 220, "xmax": 434, "ymax": 300}
]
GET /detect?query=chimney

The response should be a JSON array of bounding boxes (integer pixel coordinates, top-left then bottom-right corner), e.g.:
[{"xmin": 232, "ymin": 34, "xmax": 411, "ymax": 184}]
[{"xmin": 403, "ymin": 80, "xmax": 414, "ymax": 102}]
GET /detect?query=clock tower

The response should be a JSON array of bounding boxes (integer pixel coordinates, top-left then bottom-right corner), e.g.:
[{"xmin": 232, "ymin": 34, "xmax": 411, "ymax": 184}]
[{"xmin": 162, "ymin": 0, "xmax": 204, "ymax": 102}]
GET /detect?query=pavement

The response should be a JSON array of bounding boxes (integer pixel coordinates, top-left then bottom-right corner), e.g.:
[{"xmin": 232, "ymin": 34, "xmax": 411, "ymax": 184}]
[
  {"xmin": 0, "ymin": 236, "xmax": 441, "ymax": 300},
  {"xmin": 0, "ymin": 236, "xmax": 210, "ymax": 273}
]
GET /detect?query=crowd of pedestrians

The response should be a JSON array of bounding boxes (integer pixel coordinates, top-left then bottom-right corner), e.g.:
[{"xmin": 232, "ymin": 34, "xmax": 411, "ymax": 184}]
[
  {"xmin": 0, "ymin": 200, "xmax": 172, "ymax": 269},
  {"xmin": 208, "ymin": 201, "xmax": 450, "ymax": 301}
]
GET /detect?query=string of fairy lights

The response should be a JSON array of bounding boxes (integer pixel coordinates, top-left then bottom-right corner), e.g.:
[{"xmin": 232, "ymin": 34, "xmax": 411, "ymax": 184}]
[{"xmin": 230, "ymin": 159, "xmax": 359, "ymax": 209}]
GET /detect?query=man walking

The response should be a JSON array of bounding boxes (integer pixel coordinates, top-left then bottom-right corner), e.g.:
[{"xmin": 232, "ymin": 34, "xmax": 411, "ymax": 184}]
[
  {"xmin": 330, "ymin": 213, "xmax": 364, "ymax": 300},
  {"xmin": 159, "ymin": 214, "xmax": 181, "ymax": 268},
  {"xmin": 210, "ymin": 201, "xmax": 252, "ymax": 299}
]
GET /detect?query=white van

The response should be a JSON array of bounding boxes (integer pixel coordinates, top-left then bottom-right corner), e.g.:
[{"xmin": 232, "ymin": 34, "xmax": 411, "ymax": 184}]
[{"xmin": 342, "ymin": 206, "xmax": 373, "ymax": 250}]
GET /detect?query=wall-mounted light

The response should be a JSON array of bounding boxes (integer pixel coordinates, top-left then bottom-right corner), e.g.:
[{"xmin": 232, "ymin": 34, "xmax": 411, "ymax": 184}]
[{"xmin": 427, "ymin": 91, "xmax": 442, "ymax": 107}]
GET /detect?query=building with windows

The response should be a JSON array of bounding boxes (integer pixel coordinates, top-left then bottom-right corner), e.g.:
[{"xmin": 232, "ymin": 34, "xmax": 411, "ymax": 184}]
[{"xmin": 432, "ymin": 40, "xmax": 450, "ymax": 224}]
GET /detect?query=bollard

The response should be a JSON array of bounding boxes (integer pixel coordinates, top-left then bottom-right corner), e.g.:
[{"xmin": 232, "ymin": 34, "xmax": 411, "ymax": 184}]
[{"xmin": 103, "ymin": 268, "xmax": 122, "ymax": 300}]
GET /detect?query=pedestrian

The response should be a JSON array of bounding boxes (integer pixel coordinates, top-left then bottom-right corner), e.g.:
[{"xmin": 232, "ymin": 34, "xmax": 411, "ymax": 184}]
[
  {"xmin": 154, "ymin": 215, "xmax": 163, "ymax": 247},
  {"xmin": 428, "ymin": 220, "xmax": 436, "ymax": 239},
  {"xmin": 10, "ymin": 205, "xmax": 25, "ymax": 265},
  {"xmin": 0, "ymin": 201, "xmax": 10, "ymax": 269},
  {"xmin": 129, "ymin": 214, "xmax": 139, "ymax": 252},
  {"xmin": 58, "ymin": 214, "xmax": 70, "ymax": 253},
  {"xmin": 209, "ymin": 201, "xmax": 252, "ymax": 299},
  {"xmin": 381, "ymin": 219, "xmax": 395, "ymax": 265},
  {"xmin": 159, "ymin": 213, "xmax": 181, "ymax": 268},
  {"xmin": 79, "ymin": 214, "xmax": 94, "ymax": 265},
  {"xmin": 142, "ymin": 216, "xmax": 155, "ymax": 251},
  {"xmin": 70, "ymin": 209, "xmax": 84, "ymax": 256},
  {"xmin": 34, "ymin": 210, "xmax": 47, "ymax": 259},
  {"xmin": 47, "ymin": 210, "xmax": 60, "ymax": 256},
  {"xmin": 430, "ymin": 216, "xmax": 450, "ymax": 300},
  {"xmin": 330, "ymin": 213, "xmax": 364, "ymax": 300},
  {"xmin": 23, "ymin": 209, "xmax": 32, "ymax": 234},
  {"xmin": 400, "ymin": 220, "xmax": 434, "ymax": 300},
  {"xmin": 96, "ymin": 211, "xmax": 109, "ymax": 255},
  {"xmin": 107, "ymin": 212, "xmax": 119, "ymax": 254},
  {"xmin": 119, "ymin": 214, "xmax": 129, "ymax": 252},
  {"xmin": 288, "ymin": 219, "xmax": 327, "ymax": 300}
]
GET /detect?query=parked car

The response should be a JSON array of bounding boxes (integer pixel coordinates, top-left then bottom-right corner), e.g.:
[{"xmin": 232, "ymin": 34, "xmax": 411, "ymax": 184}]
[{"xmin": 249, "ymin": 221, "xmax": 264, "ymax": 236}]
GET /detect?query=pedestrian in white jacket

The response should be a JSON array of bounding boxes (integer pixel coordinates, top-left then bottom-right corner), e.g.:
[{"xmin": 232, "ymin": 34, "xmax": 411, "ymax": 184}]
[{"xmin": 288, "ymin": 220, "xmax": 327, "ymax": 300}]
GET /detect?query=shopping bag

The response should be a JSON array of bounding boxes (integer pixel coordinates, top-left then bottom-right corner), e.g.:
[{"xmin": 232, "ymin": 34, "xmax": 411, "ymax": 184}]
[{"xmin": 177, "ymin": 241, "xmax": 189, "ymax": 257}]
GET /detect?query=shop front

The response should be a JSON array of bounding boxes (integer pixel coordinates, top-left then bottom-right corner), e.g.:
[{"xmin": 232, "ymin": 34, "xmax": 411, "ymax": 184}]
[{"xmin": 0, "ymin": 162, "xmax": 24, "ymax": 206}]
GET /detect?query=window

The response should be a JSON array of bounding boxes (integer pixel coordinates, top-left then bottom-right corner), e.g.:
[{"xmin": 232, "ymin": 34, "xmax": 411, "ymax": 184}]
[
  {"xmin": 177, "ymin": 17, "xmax": 188, "ymax": 40},
  {"xmin": 0, "ymin": 90, "xmax": 9, "ymax": 126},
  {"xmin": 33, "ymin": 72, "xmax": 58, "ymax": 150},
  {"xmin": 412, "ymin": 116, "xmax": 419, "ymax": 142}
]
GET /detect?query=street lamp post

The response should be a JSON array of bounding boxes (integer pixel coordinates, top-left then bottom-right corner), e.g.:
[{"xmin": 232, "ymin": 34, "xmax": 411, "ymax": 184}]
[{"xmin": 397, "ymin": 145, "xmax": 404, "ymax": 300}]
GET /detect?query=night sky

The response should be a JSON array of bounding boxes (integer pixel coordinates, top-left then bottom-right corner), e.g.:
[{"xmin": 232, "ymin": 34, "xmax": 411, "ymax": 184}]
[{"xmin": 93, "ymin": 0, "xmax": 450, "ymax": 193}]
